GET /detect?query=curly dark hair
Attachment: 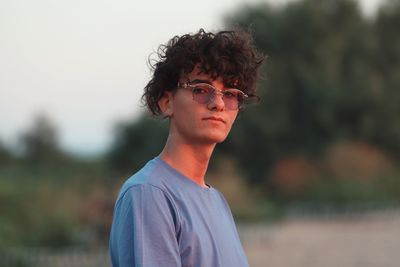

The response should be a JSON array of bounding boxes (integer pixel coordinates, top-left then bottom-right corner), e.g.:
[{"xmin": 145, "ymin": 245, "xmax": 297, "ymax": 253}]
[{"xmin": 142, "ymin": 28, "xmax": 265, "ymax": 115}]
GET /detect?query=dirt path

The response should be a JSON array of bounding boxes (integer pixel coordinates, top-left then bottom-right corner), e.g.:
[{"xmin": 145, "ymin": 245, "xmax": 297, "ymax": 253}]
[{"xmin": 240, "ymin": 212, "xmax": 400, "ymax": 267}]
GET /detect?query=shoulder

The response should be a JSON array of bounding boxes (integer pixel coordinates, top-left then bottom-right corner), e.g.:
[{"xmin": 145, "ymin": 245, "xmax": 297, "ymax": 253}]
[
  {"xmin": 116, "ymin": 182, "xmax": 172, "ymax": 213},
  {"xmin": 117, "ymin": 158, "xmax": 169, "ymax": 198},
  {"xmin": 113, "ymin": 182, "xmax": 181, "ymax": 233},
  {"xmin": 114, "ymin": 158, "xmax": 182, "ymax": 215}
]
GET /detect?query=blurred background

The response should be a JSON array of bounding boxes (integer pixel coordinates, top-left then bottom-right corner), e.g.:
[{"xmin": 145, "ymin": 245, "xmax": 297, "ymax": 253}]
[{"xmin": 1, "ymin": 0, "xmax": 400, "ymax": 266}]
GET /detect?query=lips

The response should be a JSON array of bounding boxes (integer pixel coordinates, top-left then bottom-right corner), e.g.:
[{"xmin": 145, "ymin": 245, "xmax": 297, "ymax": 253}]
[{"xmin": 202, "ymin": 116, "xmax": 226, "ymax": 123}]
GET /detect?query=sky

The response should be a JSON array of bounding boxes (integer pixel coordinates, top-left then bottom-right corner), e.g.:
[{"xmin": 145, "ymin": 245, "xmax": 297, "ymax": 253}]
[{"xmin": 0, "ymin": 0, "xmax": 383, "ymax": 157}]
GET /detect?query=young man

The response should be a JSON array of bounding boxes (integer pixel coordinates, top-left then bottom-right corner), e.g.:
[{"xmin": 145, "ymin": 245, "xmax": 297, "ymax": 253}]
[{"xmin": 109, "ymin": 29, "xmax": 264, "ymax": 267}]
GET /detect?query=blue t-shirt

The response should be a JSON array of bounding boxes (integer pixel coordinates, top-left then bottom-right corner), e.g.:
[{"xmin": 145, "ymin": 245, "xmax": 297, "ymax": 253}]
[{"xmin": 109, "ymin": 157, "xmax": 249, "ymax": 267}]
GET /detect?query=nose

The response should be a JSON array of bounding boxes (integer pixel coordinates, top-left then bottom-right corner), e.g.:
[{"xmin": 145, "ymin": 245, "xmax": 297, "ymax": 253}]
[{"xmin": 207, "ymin": 91, "xmax": 225, "ymax": 111}]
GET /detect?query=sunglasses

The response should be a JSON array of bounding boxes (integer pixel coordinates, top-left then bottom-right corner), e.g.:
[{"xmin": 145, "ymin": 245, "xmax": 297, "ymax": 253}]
[{"xmin": 178, "ymin": 81, "xmax": 259, "ymax": 110}]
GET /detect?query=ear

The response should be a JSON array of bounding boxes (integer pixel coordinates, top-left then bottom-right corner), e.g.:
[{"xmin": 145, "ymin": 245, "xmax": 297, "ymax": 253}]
[{"xmin": 158, "ymin": 91, "xmax": 173, "ymax": 117}]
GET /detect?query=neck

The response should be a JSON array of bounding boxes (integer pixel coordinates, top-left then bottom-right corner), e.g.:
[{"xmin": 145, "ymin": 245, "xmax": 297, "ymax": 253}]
[{"xmin": 159, "ymin": 134, "xmax": 216, "ymax": 188}]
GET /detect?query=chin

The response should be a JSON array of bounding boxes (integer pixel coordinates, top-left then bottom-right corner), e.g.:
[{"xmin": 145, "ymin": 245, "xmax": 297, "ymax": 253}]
[{"xmin": 202, "ymin": 132, "xmax": 229, "ymax": 144}]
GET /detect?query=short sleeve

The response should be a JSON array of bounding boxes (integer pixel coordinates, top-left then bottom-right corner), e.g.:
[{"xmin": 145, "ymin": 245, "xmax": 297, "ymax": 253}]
[{"xmin": 109, "ymin": 184, "xmax": 181, "ymax": 267}]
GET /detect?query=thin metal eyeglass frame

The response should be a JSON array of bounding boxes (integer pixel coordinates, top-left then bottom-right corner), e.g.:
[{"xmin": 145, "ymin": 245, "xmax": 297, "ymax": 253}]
[{"xmin": 177, "ymin": 81, "xmax": 249, "ymax": 110}]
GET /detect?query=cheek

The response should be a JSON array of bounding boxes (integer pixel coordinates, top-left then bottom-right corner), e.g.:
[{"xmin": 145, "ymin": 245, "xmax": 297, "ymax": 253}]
[
  {"xmin": 227, "ymin": 112, "xmax": 238, "ymax": 126},
  {"xmin": 223, "ymin": 113, "xmax": 238, "ymax": 135},
  {"xmin": 173, "ymin": 101, "xmax": 196, "ymax": 120},
  {"xmin": 172, "ymin": 103, "xmax": 199, "ymax": 129}
]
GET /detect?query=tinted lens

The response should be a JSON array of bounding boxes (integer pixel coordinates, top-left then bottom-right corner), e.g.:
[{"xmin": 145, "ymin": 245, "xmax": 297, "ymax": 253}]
[
  {"xmin": 222, "ymin": 89, "xmax": 243, "ymax": 110},
  {"xmin": 190, "ymin": 83, "xmax": 245, "ymax": 110},
  {"xmin": 192, "ymin": 84, "xmax": 213, "ymax": 104}
]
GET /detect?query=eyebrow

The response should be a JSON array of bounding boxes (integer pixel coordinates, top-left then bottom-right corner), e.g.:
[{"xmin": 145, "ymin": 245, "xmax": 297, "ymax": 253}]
[{"xmin": 189, "ymin": 79, "xmax": 212, "ymax": 85}]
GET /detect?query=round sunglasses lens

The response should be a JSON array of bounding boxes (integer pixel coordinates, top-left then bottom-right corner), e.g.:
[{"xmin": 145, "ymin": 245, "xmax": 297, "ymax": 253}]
[
  {"xmin": 192, "ymin": 86, "xmax": 211, "ymax": 104},
  {"xmin": 225, "ymin": 99, "xmax": 238, "ymax": 110},
  {"xmin": 190, "ymin": 84, "xmax": 243, "ymax": 110},
  {"xmin": 223, "ymin": 90, "xmax": 241, "ymax": 110}
]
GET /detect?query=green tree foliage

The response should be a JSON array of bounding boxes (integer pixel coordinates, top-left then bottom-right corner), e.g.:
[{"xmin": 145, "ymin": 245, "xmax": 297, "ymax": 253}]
[
  {"xmin": 0, "ymin": 140, "xmax": 13, "ymax": 165},
  {"xmin": 218, "ymin": 0, "xmax": 400, "ymax": 187},
  {"xmin": 0, "ymin": 182, "xmax": 80, "ymax": 248},
  {"xmin": 108, "ymin": 115, "xmax": 169, "ymax": 174},
  {"xmin": 18, "ymin": 113, "xmax": 67, "ymax": 165},
  {"xmin": 370, "ymin": 0, "xmax": 400, "ymax": 158}
]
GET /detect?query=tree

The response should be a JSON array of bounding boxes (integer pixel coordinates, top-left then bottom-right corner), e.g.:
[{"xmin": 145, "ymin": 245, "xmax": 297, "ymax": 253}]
[
  {"xmin": 108, "ymin": 115, "xmax": 169, "ymax": 173},
  {"xmin": 18, "ymin": 113, "xmax": 66, "ymax": 165},
  {"xmin": 218, "ymin": 0, "xmax": 400, "ymax": 190},
  {"xmin": 369, "ymin": 0, "xmax": 400, "ymax": 158},
  {"xmin": 0, "ymin": 139, "xmax": 13, "ymax": 165}
]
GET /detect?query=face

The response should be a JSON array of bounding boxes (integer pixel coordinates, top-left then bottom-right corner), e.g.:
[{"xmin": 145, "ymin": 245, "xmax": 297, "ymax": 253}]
[{"xmin": 161, "ymin": 65, "xmax": 239, "ymax": 145}]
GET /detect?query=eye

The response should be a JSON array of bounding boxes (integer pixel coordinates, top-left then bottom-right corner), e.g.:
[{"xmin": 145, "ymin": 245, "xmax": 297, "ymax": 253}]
[
  {"xmin": 192, "ymin": 84, "xmax": 211, "ymax": 95},
  {"xmin": 223, "ymin": 90, "xmax": 238, "ymax": 99},
  {"xmin": 193, "ymin": 88, "xmax": 206, "ymax": 95}
]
